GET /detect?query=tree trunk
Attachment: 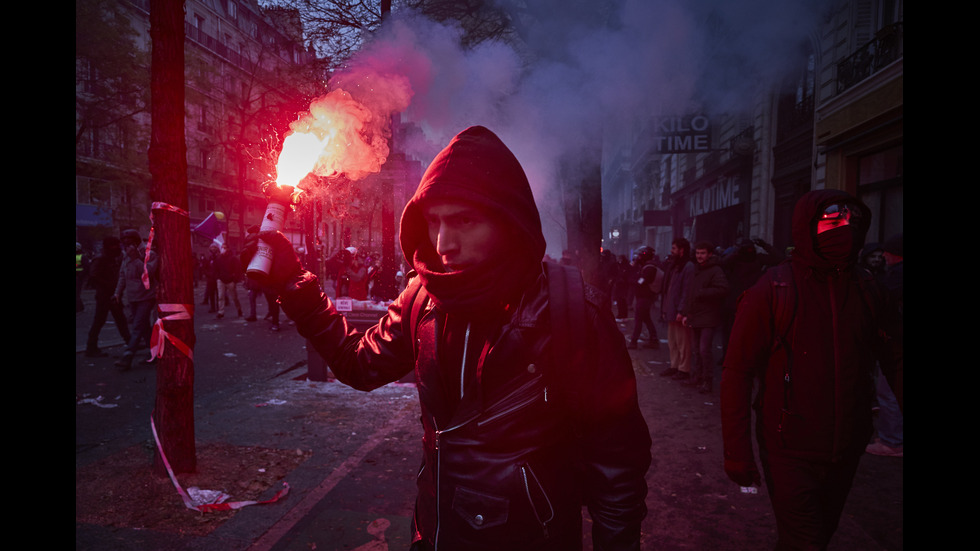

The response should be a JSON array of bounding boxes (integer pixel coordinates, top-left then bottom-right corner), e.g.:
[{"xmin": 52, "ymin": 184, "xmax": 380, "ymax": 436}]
[{"xmin": 149, "ymin": 0, "xmax": 196, "ymax": 476}]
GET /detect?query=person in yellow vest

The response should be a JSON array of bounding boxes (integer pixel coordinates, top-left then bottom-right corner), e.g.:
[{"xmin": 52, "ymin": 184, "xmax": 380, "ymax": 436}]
[{"xmin": 76, "ymin": 242, "xmax": 88, "ymax": 313}]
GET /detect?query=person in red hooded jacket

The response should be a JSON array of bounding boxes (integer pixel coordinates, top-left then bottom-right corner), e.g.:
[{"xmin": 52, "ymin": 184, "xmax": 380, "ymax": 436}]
[
  {"xmin": 720, "ymin": 189, "xmax": 902, "ymax": 550},
  {"xmin": 244, "ymin": 126, "xmax": 651, "ymax": 551}
]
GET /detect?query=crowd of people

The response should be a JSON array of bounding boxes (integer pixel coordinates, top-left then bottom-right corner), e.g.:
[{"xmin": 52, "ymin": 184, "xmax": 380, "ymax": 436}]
[{"xmin": 595, "ymin": 234, "xmax": 781, "ymax": 395}]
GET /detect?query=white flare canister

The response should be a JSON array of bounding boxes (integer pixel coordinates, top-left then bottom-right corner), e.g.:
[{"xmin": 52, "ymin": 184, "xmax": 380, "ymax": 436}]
[{"xmin": 246, "ymin": 185, "xmax": 295, "ymax": 277}]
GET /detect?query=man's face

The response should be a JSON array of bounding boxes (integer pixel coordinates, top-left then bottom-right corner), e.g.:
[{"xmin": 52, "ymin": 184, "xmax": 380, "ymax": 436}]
[
  {"xmin": 865, "ymin": 250, "xmax": 884, "ymax": 269},
  {"xmin": 422, "ymin": 200, "xmax": 507, "ymax": 272},
  {"xmin": 695, "ymin": 248, "xmax": 711, "ymax": 264}
]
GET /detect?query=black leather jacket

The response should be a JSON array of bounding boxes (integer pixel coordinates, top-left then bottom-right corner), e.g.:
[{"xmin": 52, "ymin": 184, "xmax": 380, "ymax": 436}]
[{"xmin": 279, "ymin": 268, "xmax": 651, "ymax": 551}]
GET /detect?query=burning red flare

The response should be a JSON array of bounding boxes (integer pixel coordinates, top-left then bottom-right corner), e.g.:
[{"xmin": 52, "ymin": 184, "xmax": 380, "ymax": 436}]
[{"xmin": 274, "ymin": 86, "xmax": 406, "ymax": 189}]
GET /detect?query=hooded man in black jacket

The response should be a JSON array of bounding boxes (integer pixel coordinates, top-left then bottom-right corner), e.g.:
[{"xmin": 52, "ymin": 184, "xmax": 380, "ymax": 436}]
[
  {"xmin": 720, "ymin": 189, "xmax": 902, "ymax": 550},
  {"xmin": 244, "ymin": 126, "xmax": 651, "ymax": 551}
]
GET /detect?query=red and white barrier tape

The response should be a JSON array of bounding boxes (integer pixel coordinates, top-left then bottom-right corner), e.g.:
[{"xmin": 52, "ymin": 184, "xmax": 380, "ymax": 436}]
[
  {"xmin": 150, "ymin": 303, "xmax": 194, "ymax": 361},
  {"xmin": 150, "ymin": 414, "xmax": 290, "ymax": 513}
]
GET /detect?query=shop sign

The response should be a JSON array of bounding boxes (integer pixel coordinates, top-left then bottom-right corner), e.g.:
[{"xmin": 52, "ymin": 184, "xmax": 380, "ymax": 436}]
[
  {"xmin": 687, "ymin": 174, "xmax": 741, "ymax": 217},
  {"xmin": 653, "ymin": 114, "xmax": 712, "ymax": 153}
]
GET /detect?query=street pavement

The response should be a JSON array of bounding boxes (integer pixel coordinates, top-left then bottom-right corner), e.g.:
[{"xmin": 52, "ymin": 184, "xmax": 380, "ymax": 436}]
[{"xmin": 76, "ymin": 285, "xmax": 903, "ymax": 550}]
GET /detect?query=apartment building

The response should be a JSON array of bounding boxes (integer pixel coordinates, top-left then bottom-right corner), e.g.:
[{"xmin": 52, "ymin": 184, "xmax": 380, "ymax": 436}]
[
  {"xmin": 603, "ymin": 0, "xmax": 903, "ymax": 258},
  {"xmin": 76, "ymin": 0, "xmax": 318, "ymax": 255}
]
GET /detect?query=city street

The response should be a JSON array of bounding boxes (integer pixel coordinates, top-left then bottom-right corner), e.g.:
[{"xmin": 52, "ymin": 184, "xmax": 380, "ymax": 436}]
[{"xmin": 76, "ymin": 285, "xmax": 902, "ymax": 550}]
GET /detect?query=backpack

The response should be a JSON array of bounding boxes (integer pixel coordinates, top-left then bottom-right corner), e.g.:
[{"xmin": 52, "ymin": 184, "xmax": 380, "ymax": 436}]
[
  {"xmin": 400, "ymin": 262, "xmax": 593, "ymax": 424},
  {"xmin": 640, "ymin": 263, "xmax": 665, "ymax": 295}
]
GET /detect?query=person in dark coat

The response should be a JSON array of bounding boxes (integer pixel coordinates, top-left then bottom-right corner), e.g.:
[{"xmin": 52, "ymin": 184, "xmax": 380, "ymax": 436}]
[
  {"xmin": 718, "ymin": 239, "xmax": 780, "ymax": 361},
  {"xmin": 85, "ymin": 236, "xmax": 132, "ymax": 357},
  {"xmin": 720, "ymin": 189, "xmax": 902, "ymax": 550},
  {"xmin": 214, "ymin": 244, "xmax": 243, "ymax": 318},
  {"xmin": 202, "ymin": 244, "xmax": 220, "ymax": 312},
  {"xmin": 114, "ymin": 229, "xmax": 158, "ymax": 371},
  {"xmin": 612, "ymin": 254, "xmax": 632, "ymax": 320},
  {"xmin": 244, "ymin": 126, "xmax": 651, "ymax": 551},
  {"xmin": 679, "ymin": 241, "xmax": 729, "ymax": 393},
  {"xmin": 627, "ymin": 246, "xmax": 661, "ymax": 349}
]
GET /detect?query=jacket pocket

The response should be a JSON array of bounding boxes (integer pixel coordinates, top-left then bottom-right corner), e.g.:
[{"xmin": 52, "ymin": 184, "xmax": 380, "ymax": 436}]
[
  {"xmin": 451, "ymin": 485, "xmax": 509, "ymax": 530},
  {"xmin": 520, "ymin": 463, "xmax": 555, "ymax": 536}
]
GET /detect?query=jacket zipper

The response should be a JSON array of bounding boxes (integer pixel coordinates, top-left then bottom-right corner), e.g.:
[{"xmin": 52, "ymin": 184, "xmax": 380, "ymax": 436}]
[
  {"xmin": 520, "ymin": 463, "xmax": 555, "ymax": 538},
  {"xmin": 475, "ymin": 376, "xmax": 545, "ymax": 428},
  {"xmin": 460, "ymin": 323, "xmax": 471, "ymax": 400},
  {"xmin": 432, "ymin": 412, "xmax": 480, "ymax": 550},
  {"xmin": 829, "ymin": 273, "xmax": 842, "ymax": 459}
]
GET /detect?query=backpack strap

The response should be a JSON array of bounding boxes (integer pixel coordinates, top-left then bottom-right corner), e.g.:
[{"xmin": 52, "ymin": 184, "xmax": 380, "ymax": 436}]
[
  {"xmin": 400, "ymin": 272, "xmax": 429, "ymax": 363},
  {"xmin": 768, "ymin": 262, "xmax": 800, "ymax": 437},
  {"xmin": 544, "ymin": 261, "xmax": 591, "ymax": 431}
]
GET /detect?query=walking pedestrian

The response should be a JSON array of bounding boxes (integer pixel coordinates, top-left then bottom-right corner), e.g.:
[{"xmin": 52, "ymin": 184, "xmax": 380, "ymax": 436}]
[
  {"xmin": 628, "ymin": 246, "xmax": 662, "ymax": 349},
  {"xmin": 215, "ymin": 244, "xmax": 243, "ymax": 319},
  {"xmin": 866, "ymin": 233, "xmax": 903, "ymax": 457},
  {"xmin": 243, "ymin": 126, "xmax": 651, "ymax": 551},
  {"xmin": 720, "ymin": 190, "xmax": 902, "ymax": 550},
  {"xmin": 202, "ymin": 244, "xmax": 219, "ymax": 312},
  {"xmin": 85, "ymin": 236, "xmax": 132, "ymax": 357},
  {"xmin": 113, "ymin": 230, "xmax": 158, "ymax": 371}
]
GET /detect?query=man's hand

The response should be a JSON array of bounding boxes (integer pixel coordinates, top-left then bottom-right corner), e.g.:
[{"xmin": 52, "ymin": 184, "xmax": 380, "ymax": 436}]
[
  {"xmin": 240, "ymin": 228, "xmax": 303, "ymax": 292},
  {"xmin": 724, "ymin": 459, "xmax": 762, "ymax": 487}
]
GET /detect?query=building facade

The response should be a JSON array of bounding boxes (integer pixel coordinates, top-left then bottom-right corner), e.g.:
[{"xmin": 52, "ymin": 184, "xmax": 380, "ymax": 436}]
[
  {"xmin": 603, "ymin": 0, "xmax": 903, "ymax": 259},
  {"xmin": 76, "ymin": 0, "xmax": 319, "ymax": 257}
]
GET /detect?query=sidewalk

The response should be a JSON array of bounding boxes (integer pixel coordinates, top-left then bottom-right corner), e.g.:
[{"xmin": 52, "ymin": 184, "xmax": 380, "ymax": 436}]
[{"xmin": 76, "ymin": 290, "xmax": 902, "ymax": 550}]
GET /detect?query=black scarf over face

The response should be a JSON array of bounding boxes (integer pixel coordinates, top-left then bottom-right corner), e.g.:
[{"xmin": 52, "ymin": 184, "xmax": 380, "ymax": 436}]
[
  {"xmin": 791, "ymin": 189, "xmax": 871, "ymax": 273},
  {"xmin": 400, "ymin": 126, "xmax": 547, "ymax": 317}
]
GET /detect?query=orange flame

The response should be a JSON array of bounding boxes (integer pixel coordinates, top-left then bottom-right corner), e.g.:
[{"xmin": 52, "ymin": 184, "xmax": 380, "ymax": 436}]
[{"xmin": 273, "ymin": 87, "xmax": 401, "ymax": 190}]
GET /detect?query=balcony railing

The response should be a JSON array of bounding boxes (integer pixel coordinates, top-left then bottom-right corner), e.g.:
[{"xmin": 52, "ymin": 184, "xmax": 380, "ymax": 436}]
[{"xmin": 836, "ymin": 22, "xmax": 903, "ymax": 94}]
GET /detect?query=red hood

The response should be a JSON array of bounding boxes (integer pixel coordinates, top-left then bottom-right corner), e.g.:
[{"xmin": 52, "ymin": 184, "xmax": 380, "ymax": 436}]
[{"xmin": 399, "ymin": 126, "xmax": 547, "ymax": 269}]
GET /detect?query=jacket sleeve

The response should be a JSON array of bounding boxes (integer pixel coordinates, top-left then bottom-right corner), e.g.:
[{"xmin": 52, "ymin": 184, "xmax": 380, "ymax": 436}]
[
  {"xmin": 278, "ymin": 271, "xmax": 415, "ymax": 390},
  {"xmin": 720, "ymin": 277, "xmax": 773, "ymax": 466},
  {"xmin": 676, "ymin": 263, "xmax": 695, "ymax": 317},
  {"xmin": 579, "ymin": 304, "xmax": 651, "ymax": 550}
]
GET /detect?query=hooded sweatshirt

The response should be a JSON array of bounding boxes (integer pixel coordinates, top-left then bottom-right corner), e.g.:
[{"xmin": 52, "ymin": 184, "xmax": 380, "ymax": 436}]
[
  {"xmin": 722, "ymin": 189, "xmax": 883, "ymax": 463},
  {"xmin": 399, "ymin": 126, "xmax": 546, "ymax": 316}
]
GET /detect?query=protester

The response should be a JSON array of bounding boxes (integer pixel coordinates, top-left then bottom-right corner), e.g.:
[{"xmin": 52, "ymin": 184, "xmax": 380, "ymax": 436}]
[
  {"xmin": 680, "ymin": 241, "xmax": 729, "ymax": 394},
  {"xmin": 612, "ymin": 254, "xmax": 632, "ymax": 320},
  {"xmin": 245, "ymin": 275, "xmax": 281, "ymax": 331},
  {"xmin": 720, "ymin": 190, "xmax": 902, "ymax": 550},
  {"xmin": 659, "ymin": 238, "xmax": 695, "ymax": 380},
  {"xmin": 76, "ymin": 242, "xmax": 90, "ymax": 313},
  {"xmin": 114, "ymin": 229, "xmax": 158, "ymax": 371},
  {"xmin": 243, "ymin": 126, "xmax": 651, "ymax": 551},
  {"xmin": 215, "ymin": 244, "xmax": 243, "ymax": 319},
  {"xmin": 718, "ymin": 238, "xmax": 780, "ymax": 362},
  {"xmin": 866, "ymin": 233, "xmax": 903, "ymax": 457},
  {"xmin": 85, "ymin": 236, "xmax": 132, "ymax": 357},
  {"xmin": 628, "ymin": 246, "xmax": 661, "ymax": 349},
  {"xmin": 202, "ymin": 244, "xmax": 220, "ymax": 313}
]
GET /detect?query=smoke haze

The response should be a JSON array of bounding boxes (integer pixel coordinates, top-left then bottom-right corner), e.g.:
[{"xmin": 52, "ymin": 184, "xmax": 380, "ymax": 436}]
[{"xmin": 320, "ymin": 0, "xmax": 829, "ymax": 256}]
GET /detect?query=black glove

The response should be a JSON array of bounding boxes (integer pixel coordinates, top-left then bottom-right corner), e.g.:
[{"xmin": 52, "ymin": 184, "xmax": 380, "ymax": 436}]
[
  {"xmin": 724, "ymin": 459, "xmax": 762, "ymax": 487},
  {"xmin": 240, "ymin": 227, "xmax": 303, "ymax": 293}
]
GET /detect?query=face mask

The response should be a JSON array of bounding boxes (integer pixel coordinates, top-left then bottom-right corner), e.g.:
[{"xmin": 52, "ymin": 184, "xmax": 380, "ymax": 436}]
[{"xmin": 814, "ymin": 225, "xmax": 855, "ymax": 264}]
